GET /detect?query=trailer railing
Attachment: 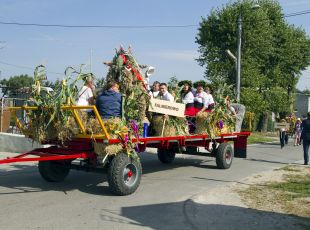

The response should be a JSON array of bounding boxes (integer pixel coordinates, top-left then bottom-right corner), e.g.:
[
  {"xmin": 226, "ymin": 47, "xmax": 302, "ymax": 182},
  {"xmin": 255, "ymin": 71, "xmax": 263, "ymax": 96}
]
[{"xmin": 9, "ymin": 105, "xmax": 110, "ymax": 140}]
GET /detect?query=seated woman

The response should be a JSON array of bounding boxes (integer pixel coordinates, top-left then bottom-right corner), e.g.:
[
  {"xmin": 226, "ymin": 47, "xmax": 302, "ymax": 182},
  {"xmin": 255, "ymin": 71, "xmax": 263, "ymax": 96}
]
[
  {"xmin": 178, "ymin": 80, "xmax": 195, "ymax": 117},
  {"xmin": 76, "ymin": 73, "xmax": 96, "ymax": 115},
  {"xmin": 205, "ymin": 86, "xmax": 215, "ymax": 111},
  {"xmin": 193, "ymin": 81, "xmax": 213, "ymax": 115}
]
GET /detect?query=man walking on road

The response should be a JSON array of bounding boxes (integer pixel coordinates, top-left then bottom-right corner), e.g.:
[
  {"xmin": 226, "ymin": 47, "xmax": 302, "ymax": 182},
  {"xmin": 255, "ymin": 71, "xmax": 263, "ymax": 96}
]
[{"xmin": 301, "ymin": 111, "xmax": 310, "ymax": 165}]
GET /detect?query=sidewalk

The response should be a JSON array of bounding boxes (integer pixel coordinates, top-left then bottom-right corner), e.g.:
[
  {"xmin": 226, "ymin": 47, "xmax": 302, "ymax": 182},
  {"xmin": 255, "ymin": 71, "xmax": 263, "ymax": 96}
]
[{"xmin": 185, "ymin": 161, "xmax": 309, "ymax": 230}]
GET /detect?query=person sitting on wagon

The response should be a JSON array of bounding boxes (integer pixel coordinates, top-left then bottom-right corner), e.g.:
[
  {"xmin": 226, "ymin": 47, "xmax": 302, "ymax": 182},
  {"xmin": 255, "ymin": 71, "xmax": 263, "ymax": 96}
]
[
  {"xmin": 158, "ymin": 83, "xmax": 174, "ymax": 102},
  {"xmin": 76, "ymin": 73, "xmax": 96, "ymax": 115},
  {"xmin": 178, "ymin": 80, "xmax": 195, "ymax": 117},
  {"xmin": 193, "ymin": 81, "xmax": 213, "ymax": 114},
  {"xmin": 205, "ymin": 86, "xmax": 215, "ymax": 110},
  {"xmin": 96, "ymin": 80, "xmax": 122, "ymax": 120}
]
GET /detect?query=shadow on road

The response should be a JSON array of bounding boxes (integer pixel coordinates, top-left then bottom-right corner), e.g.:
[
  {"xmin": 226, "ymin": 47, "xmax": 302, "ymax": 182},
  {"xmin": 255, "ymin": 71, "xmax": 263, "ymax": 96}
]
[
  {"xmin": 98, "ymin": 201, "xmax": 310, "ymax": 230},
  {"xmin": 245, "ymin": 158, "xmax": 301, "ymax": 165},
  {"xmin": 0, "ymin": 153, "xmax": 218, "ymax": 196}
]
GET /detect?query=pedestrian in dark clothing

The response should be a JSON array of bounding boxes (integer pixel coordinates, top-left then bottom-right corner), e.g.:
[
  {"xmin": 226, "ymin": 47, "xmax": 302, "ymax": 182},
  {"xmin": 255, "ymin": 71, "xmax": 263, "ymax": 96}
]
[
  {"xmin": 279, "ymin": 119, "xmax": 288, "ymax": 149},
  {"xmin": 96, "ymin": 81, "xmax": 122, "ymax": 120},
  {"xmin": 301, "ymin": 111, "xmax": 310, "ymax": 165}
]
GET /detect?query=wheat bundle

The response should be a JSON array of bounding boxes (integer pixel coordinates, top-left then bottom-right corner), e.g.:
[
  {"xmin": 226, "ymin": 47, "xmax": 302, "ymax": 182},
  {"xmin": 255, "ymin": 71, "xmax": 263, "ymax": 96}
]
[
  {"xmin": 152, "ymin": 115, "xmax": 188, "ymax": 137},
  {"xmin": 93, "ymin": 142, "xmax": 123, "ymax": 156},
  {"xmin": 152, "ymin": 115, "xmax": 176, "ymax": 136},
  {"xmin": 195, "ymin": 112, "xmax": 211, "ymax": 134}
]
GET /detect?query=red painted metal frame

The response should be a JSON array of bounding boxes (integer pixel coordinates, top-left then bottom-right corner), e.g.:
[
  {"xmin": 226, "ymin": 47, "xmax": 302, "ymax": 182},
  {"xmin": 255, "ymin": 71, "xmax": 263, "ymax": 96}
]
[{"xmin": 0, "ymin": 132, "xmax": 250, "ymax": 164}]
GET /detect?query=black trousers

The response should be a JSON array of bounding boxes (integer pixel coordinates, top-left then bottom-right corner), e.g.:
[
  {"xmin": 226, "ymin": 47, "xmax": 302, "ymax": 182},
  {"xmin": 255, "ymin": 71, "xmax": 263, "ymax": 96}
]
[
  {"xmin": 303, "ymin": 139, "xmax": 310, "ymax": 164},
  {"xmin": 280, "ymin": 131, "xmax": 287, "ymax": 148}
]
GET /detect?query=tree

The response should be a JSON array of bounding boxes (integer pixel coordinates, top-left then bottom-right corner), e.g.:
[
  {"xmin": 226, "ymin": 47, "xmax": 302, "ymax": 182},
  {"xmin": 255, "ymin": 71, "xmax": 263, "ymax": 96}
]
[
  {"xmin": 196, "ymin": 0, "xmax": 310, "ymax": 130},
  {"xmin": 0, "ymin": 74, "xmax": 33, "ymax": 89},
  {"xmin": 0, "ymin": 74, "xmax": 34, "ymax": 96},
  {"xmin": 167, "ymin": 76, "xmax": 178, "ymax": 91}
]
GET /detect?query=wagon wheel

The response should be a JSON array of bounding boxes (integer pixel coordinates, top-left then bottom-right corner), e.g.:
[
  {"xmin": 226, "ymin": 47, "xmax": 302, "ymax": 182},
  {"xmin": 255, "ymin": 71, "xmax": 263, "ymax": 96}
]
[
  {"xmin": 157, "ymin": 148, "xmax": 176, "ymax": 164},
  {"xmin": 107, "ymin": 152, "xmax": 142, "ymax": 196},
  {"xmin": 38, "ymin": 160, "xmax": 71, "ymax": 182},
  {"xmin": 215, "ymin": 143, "xmax": 233, "ymax": 169}
]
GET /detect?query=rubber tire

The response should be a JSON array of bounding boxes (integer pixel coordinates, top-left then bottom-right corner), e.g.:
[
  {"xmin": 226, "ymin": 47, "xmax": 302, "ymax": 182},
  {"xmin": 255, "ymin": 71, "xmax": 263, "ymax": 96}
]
[
  {"xmin": 215, "ymin": 143, "xmax": 233, "ymax": 169},
  {"xmin": 38, "ymin": 160, "xmax": 70, "ymax": 182},
  {"xmin": 157, "ymin": 148, "xmax": 176, "ymax": 164},
  {"xmin": 107, "ymin": 153, "xmax": 142, "ymax": 196}
]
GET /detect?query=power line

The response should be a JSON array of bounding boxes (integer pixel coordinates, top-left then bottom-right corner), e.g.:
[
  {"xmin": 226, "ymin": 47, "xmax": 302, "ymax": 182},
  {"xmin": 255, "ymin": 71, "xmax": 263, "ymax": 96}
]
[
  {"xmin": 285, "ymin": 10, "xmax": 310, "ymax": 18},
  {"xmin": 0, "ymin": 10, "xmax": 309, "ymax": 29},
  {"xmin": 0, "ymin": 21, "xmax": 198, "ymax": 29},
  {"xmin": 0, "ymin": 61, "xmax": 63, "ymax": 75}
]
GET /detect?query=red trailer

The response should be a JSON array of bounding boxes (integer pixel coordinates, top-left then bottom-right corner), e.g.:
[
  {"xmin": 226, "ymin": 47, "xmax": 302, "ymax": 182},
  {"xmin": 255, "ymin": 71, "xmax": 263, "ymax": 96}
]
[{"xmin": 0, "ymin": 106, "xmax": 250, "ymax": 195}]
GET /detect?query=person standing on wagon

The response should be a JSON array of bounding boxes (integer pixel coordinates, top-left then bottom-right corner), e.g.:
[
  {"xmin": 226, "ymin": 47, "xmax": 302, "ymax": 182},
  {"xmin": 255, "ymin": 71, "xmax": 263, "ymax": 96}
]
[
  {"xmin": 149, "ymin": 81, "xmax": 160, "ymax": 98},
  {"xmin": 158, "ymin": 83, "xmax": 174, "ymax": 102}
]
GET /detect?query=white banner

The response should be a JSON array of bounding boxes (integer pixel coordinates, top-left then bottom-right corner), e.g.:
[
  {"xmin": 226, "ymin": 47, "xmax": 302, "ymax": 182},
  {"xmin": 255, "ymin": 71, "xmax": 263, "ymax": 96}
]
[
  {"xmin": 148, "ymin": 98, "xmax": 185, "ymax": 117},
  {"xmin": 274, "ymin": 122, "xmax": 289, "ymax": 130}
]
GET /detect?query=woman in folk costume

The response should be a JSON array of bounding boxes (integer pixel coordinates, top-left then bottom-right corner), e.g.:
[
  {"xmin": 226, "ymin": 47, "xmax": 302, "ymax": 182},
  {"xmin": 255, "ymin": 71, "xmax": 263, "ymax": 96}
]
[
  {"xmin": 205, "ymin": 86, "xmax": 215, "ymax": 110},
  {"xmin": 178, "ymin": 80, "xmax": 195, "ymax": 117},
  {"xmin": 193, "ymin": 81, "xmax": 213, "ymax": 115}
]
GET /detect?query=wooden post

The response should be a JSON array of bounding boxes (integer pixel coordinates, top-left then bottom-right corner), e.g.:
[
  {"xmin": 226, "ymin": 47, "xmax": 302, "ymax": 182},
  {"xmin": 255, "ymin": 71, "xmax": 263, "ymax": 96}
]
[{"xmin": 161, "ymin": 116, "xmax": 166, "ymax": 137}]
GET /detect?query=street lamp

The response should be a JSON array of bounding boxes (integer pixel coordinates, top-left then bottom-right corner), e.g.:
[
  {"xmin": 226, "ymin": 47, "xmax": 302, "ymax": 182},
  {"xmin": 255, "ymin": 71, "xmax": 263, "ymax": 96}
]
[{"xmin": 236, "ymin": 3, "xmax": 260, "ymax": 102}]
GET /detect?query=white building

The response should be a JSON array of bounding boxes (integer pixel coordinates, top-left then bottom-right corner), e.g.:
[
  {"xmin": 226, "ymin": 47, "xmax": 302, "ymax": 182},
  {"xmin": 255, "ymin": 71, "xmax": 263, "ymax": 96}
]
[{"xmin": 295, "ymin": 94, "xmax": 310, "ymax": 118}]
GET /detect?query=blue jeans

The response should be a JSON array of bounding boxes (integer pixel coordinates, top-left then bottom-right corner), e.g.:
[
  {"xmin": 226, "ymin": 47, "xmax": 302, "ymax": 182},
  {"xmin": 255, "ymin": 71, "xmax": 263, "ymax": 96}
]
[{"xmin": 303, "ymin": 140, "xmax": 310, "ymax": 164}]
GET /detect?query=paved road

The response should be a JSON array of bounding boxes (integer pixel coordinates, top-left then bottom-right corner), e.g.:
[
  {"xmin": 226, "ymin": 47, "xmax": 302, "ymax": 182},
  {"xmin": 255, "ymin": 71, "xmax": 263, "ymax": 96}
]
[{"xmin": 0, "ymin": 141, "xmax": 307, "ymax": 230}]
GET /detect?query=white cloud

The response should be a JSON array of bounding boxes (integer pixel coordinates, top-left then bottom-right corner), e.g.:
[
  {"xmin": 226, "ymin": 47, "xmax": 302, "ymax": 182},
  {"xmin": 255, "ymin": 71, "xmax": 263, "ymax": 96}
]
[{"xmin": 146, "ymin": 50, "xmax": 199, "ymax": 61}]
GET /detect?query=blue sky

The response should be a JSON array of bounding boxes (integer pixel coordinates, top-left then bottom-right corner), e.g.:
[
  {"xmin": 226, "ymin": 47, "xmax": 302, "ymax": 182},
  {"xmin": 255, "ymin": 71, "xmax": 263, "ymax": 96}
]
[{"xmin": 0, "ymin": 0, "xmax": 309, "ymax": 90}]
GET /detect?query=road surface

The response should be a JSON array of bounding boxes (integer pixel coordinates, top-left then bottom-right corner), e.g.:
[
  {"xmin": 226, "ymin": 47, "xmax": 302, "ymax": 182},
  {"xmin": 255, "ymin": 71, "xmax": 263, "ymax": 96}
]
[{"xmin": 0, "ymin": 141, "xmax": 307, "ymax": 230}]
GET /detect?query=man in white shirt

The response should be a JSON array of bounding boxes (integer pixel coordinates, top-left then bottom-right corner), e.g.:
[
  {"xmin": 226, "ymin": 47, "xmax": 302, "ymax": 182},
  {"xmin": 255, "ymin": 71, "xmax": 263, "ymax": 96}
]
[
  {"xmin": 149, "ymin": 81, "xmax": 160, "ymax": 98},
  {"xmin": 158, "ymin": 83, "xmax": 174, "ymax": 102}
]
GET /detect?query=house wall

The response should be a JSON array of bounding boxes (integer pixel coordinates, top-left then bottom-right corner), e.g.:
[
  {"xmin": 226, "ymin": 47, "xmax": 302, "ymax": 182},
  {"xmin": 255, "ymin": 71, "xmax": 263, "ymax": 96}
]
[{"xmin": 295, "ymin": 94, "xmax": 310, "ymax": 118}]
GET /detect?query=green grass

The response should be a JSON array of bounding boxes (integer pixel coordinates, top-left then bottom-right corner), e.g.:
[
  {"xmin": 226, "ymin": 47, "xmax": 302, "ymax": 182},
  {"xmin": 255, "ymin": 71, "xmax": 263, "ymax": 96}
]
[
  {"xmin": 247, "ymin": 132, "xmax": 276, "ymax": 144},
  {"xmin": 267, "ymin": 174, "xmax": 310, "ymax": 199},
  {"xmin": 275, "ymin": 165, "xmax": 301, "ymax": 172}
]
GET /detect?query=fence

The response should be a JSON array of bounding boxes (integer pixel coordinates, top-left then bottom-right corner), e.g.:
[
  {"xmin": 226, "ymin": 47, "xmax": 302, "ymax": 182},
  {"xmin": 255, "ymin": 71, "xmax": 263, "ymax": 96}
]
[{"xmin": 0, "ymin": 97, "xmax": 27, "ymax": 133}]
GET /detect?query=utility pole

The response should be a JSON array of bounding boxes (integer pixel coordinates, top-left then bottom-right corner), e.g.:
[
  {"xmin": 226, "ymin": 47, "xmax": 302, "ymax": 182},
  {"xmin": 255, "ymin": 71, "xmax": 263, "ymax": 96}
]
[
  {"xmin": 236, "ymin": 12, "xmax": 242, "ymax": 103},
  {"xmin": 235, "ymin": 3, "xmax": 260, "ymax": 102},
  {"xmin": 90, "ymin": 48, "xmax": 93, "ymax": 72}
]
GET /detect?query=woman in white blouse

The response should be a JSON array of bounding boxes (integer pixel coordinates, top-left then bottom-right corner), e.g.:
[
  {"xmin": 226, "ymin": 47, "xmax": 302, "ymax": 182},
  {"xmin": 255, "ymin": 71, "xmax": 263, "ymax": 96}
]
[
  {"xmin": 194, "ymin": 81, "xmax": 214, "ymax": 114},
  {"xmin": 178, "ymin": 81, "xmax": 195, "ymax": 117}
]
